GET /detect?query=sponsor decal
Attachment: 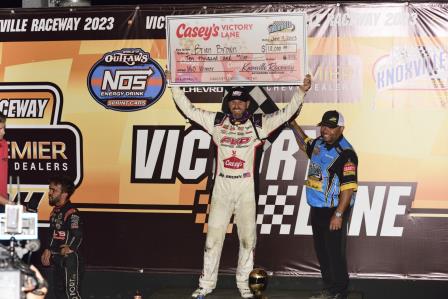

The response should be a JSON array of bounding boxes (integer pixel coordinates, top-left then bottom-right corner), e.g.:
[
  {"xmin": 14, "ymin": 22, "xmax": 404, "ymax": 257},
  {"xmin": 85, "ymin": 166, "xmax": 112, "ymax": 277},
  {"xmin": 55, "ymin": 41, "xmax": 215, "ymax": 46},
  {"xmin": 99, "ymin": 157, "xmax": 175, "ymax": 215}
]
[
  {"xmin": 68, "ymin": 276, "xmax": 79, "ymax": 297},
  {"xmin": 307, "ymin": 161, "xmax": 322, "ymax": 180},
  {"xmin": 223, "ymin": 151, "xmax": 245, "ymax": 169},
  {"xmin": 220, "ymin": 136, "xmax": 251, "ymax": 146},
  {"xmin": 305, "ymin": 177, "xmax": 323, "ymax": 192},
  {"xmin": 70, "ymin": 215, "xmax": 80, "ymax": 229},
  {"xmin": 87, "ymin": 48, "xmax": 166, "ymax": 112},
  {"xmin": 53, "ymin": 231, "xmax": 66, "ymax": 240},
  {"xmin": 343, "ymin": 161, "xmax": 356, "ymax": 176},
  {"xmin": 268, "ymin": 21, "xmax": 295, "ymax": 33}
]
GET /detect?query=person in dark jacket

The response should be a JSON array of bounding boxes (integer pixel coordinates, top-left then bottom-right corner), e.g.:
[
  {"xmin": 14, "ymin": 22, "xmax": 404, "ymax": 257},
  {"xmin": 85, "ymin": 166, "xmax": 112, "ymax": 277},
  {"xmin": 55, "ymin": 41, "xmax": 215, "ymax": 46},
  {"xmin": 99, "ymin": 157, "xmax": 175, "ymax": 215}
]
[{"xmin": 41, "ymin": 176, "xmax": 83, "ymax": 299}]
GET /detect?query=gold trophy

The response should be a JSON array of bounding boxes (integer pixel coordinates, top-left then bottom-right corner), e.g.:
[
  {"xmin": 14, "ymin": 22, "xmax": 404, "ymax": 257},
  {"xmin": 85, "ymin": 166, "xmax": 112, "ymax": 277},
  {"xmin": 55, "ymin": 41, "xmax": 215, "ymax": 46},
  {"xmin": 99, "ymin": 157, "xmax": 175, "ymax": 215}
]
[{"xmin": 248, "ymin": 268, "xmax": 268, "ymax": 299}]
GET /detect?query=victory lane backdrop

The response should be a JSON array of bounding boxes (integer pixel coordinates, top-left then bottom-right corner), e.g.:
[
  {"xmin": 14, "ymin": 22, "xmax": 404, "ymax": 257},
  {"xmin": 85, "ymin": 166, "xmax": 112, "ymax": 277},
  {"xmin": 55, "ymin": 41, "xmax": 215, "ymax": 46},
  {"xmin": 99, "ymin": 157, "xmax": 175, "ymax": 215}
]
[{"xmin": 1, "ymin": 3, "xmax": 448, "ymax": 279}]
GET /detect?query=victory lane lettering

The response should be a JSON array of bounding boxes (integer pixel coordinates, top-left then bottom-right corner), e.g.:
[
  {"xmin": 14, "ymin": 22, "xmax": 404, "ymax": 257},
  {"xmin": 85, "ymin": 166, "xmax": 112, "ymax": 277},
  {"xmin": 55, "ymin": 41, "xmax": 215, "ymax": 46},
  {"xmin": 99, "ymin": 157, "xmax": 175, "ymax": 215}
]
[
  {"xmin": 258, "ymin": 183, "xmax": 413, "ymax": 237},
  {"xmin": 132, "ymin": 125, "xmax": 415, "ymax": 238},
  {"xmin": 146, "ymin": 16, "xmax": 166, "ymax": 30},
  {"xmin": 131, "ymin": 126, "xmax": 212, "ymax": 184}
]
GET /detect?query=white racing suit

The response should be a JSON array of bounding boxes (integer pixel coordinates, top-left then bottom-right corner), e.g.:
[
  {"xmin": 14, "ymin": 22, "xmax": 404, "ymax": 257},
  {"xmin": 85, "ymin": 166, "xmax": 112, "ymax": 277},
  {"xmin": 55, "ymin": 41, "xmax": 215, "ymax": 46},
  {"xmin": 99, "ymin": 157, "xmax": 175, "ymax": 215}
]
[{"xmin": 171, "ymin": 87, "xmax": 305, "ymax": 291}]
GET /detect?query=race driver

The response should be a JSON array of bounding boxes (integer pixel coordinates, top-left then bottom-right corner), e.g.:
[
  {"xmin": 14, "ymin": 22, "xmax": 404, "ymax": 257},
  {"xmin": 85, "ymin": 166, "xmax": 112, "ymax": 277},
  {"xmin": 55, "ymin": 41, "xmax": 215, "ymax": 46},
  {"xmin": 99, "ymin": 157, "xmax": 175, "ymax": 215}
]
[
  {"xmin": 41, "ymin": 176, "xmax": 83, "ymax": 299},
  {"xmin": 169, "ymin": 74, "xmax": 311, "ymax": 298}
]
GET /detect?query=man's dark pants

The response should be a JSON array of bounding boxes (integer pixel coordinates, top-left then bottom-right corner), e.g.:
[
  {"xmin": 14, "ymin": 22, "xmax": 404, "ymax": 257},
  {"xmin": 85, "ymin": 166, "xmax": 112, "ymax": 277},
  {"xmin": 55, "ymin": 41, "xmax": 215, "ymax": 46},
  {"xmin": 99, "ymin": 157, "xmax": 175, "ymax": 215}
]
[
  {"xmin": 310, "ymin": 207, "xmax": 350, "ymax": 296},
  {"xmin": 52, "ymin": 253, "xmax": 83, "ymax": 299}
]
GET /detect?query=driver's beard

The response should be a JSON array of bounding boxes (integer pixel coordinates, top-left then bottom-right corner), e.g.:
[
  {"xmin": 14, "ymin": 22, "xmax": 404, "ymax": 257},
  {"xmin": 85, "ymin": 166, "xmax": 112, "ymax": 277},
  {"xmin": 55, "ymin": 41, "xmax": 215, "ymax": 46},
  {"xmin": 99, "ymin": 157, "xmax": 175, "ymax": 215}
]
[{"xmin": 49, "ymin": 197, "xmax": 58, "ymax": 206}]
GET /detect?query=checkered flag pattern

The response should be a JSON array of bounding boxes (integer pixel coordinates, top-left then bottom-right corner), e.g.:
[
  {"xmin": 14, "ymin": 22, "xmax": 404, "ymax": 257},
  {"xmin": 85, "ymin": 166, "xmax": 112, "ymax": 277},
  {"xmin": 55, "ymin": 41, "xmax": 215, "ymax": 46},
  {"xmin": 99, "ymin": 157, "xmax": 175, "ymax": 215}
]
[
  {"xmin": 221, "ymin": 86, "xmax": 279, "ymax": 115},
  {"xmin": 222, "ymin": 86, "xmax": 286, "ymax": 150},
  {"xmin": 194, "ymin": 191, "xmax": 235, "ymax": 234},
  {"xmin": 257, "ymin": 185, "xmax": 299, "ymax": 235}
]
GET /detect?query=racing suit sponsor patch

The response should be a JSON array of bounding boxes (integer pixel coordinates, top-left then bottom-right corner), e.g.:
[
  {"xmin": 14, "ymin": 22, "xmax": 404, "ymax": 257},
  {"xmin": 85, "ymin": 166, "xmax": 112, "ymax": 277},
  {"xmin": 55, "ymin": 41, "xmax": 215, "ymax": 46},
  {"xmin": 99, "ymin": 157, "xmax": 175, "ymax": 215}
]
[
  {"xmin": 70, "ymin": 215, "xmax": 80, "ymax": 229},
  {"xmin": 343, "ymin": 161, "xmax": 356, "ymax": 176},
  {"xmin": 223, "ymin": 152, "xmax": 245, "ymax": 169}
]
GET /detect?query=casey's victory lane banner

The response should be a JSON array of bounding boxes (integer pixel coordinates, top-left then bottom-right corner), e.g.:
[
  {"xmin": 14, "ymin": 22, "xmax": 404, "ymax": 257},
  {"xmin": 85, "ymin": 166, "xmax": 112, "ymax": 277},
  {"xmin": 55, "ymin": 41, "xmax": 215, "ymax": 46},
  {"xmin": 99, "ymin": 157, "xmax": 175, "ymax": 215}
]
[{"xmin": 0, "ymin": 3, "xmax": 447, "ymax": 279}]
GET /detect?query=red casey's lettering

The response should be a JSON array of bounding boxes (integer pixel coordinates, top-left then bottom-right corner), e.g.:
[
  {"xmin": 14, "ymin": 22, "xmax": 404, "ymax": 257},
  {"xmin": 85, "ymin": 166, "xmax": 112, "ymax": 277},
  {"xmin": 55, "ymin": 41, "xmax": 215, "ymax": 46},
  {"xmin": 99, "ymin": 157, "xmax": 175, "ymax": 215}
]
[{"xmin": 176, "ymin": 23, "xmax": 219, "ymax": 41}]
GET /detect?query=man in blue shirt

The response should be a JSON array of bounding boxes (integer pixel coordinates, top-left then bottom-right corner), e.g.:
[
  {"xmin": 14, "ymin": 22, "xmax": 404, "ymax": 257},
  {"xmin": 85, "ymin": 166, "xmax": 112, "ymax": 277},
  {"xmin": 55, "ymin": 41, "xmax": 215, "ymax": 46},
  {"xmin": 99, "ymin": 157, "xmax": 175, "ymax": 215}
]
[{"xmin": 290, "ymin": 110, "xmax": 358, "ymax": 299}]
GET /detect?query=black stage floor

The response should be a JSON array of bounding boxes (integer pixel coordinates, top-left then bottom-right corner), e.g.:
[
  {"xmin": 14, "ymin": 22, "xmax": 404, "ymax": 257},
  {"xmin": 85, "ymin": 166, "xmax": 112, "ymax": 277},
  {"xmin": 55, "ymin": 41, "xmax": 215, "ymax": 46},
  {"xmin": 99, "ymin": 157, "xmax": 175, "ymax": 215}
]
[
  {"xmin": 149, "ymin": 288, "xmax": 363, "ymax": 299},
  {"xmin": 41, "ymin": 270, "xmax": 447, "ymax": 299}
]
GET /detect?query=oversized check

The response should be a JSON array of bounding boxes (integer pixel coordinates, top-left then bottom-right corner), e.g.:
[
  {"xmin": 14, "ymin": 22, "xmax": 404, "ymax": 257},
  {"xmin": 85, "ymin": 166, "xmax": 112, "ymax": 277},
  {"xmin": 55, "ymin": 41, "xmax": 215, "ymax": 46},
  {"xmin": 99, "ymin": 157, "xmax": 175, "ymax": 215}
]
[{"xmin": 166, "ymin": 13, "xmax": 307, "ymax": 86}]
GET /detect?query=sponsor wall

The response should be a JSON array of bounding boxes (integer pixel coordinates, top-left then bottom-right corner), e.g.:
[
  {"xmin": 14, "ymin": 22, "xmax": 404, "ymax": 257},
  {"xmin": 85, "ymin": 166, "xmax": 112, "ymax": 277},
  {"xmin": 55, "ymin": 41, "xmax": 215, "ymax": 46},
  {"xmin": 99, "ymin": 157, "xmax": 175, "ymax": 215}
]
[{"xmin": 0, "ymin": 3, "xmax": 447, "ymax": 279}]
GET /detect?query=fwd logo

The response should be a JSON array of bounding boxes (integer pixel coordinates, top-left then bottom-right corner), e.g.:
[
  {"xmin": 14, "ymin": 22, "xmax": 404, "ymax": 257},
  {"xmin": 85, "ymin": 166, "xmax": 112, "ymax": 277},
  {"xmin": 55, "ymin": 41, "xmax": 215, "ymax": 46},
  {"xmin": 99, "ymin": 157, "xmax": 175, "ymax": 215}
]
[{"xmin": 146, "ymin": 16, "xmax": 165, "ymax": 29}]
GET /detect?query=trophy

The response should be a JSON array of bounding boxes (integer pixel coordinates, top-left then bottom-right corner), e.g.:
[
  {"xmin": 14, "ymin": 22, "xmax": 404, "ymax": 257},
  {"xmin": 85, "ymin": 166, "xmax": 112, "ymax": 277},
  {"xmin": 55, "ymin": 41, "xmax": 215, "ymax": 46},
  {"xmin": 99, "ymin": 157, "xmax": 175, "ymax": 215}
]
[{"xmin": 248, "ymin": 268, "xmax": 268, "ymax": 299}]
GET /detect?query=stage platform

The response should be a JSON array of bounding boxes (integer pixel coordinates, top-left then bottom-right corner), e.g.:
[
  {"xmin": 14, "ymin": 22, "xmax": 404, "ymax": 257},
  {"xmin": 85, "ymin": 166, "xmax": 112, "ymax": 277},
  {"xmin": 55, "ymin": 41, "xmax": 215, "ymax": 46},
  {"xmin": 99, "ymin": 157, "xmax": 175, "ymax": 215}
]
[
  {"xmin": 40, "ymin": 269, "xmax": 447, "ymax": 299},
  {"xmin": 149, "ymin": 288, "xmax": 363, "ymax": 299}
]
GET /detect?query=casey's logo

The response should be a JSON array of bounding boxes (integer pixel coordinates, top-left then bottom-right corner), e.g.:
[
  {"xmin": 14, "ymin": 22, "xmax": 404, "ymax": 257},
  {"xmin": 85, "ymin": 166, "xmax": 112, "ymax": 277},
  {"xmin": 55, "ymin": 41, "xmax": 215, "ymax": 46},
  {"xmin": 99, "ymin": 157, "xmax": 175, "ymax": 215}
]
[
  {"xmin": 223, "ymin": 151, "xmax": 245, "ymax": 169},
  {"xmin": 176, "ymin": 23, "xmax": 219, "ymax": 41}
]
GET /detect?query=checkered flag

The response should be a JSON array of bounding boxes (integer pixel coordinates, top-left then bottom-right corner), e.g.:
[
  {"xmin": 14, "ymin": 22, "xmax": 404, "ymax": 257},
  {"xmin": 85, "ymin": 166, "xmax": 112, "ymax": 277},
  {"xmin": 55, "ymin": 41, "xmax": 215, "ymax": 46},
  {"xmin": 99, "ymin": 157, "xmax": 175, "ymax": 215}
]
[
  {"xmin": 257, "ymin": 185, "xmax": 299, "ymax": 235},
  {"xmin": 221, "ymin": 86, "xmax": 286, "ymax": 150},
  {"xmin": 194, "ymin": 188, "xmax": 236, "ymax": 234}
]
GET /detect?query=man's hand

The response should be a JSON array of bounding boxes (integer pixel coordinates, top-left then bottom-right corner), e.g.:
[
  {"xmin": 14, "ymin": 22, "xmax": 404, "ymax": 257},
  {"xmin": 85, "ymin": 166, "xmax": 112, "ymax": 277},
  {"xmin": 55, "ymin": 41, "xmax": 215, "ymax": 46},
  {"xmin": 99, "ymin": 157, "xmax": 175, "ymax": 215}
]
[
  {"xmin": 165, "ymin": 69, "xmax": 171, "ymax": 81},
  {"xmin": 0, "ymin": 194, "xmax": 9, "ymax": 206},
  {"xmin": 60, "ymin": 245, "xmax": 74, "ymax": 256},
  {"xmin": 329, "ymin": 214, "xmax": 343, "ymax": 231},
  {"xmin": 299, "ymin": 74, "xmax": 312, "ymax": 93},
  {"xmin": 40, "ymin": 249, "xmax": 51, "ymax": 266}
]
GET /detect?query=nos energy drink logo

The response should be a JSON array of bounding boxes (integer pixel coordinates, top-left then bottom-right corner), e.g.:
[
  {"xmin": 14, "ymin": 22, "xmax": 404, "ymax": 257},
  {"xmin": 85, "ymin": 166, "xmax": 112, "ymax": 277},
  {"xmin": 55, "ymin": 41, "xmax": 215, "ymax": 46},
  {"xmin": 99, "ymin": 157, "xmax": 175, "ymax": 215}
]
[{"xmin": 88, "ymin": 48, "xmax": 166, "ymax": 112}]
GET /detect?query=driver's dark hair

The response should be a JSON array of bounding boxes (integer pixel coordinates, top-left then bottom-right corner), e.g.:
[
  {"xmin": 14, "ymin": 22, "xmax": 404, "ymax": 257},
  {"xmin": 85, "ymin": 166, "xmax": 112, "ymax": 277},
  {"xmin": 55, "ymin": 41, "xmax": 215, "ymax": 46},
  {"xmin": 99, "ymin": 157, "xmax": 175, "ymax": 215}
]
[{"xmin": 49, "ymin": 176, "xmax": 75, "ymax": 199}]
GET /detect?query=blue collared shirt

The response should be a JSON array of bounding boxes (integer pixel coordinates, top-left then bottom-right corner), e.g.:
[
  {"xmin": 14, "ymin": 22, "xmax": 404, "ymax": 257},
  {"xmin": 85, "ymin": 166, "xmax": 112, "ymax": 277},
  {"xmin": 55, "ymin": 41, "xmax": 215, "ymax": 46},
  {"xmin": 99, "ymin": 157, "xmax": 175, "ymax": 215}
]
[{"xmin": 304, "ymin": 135, "xmax": 358, "ymax": 208}]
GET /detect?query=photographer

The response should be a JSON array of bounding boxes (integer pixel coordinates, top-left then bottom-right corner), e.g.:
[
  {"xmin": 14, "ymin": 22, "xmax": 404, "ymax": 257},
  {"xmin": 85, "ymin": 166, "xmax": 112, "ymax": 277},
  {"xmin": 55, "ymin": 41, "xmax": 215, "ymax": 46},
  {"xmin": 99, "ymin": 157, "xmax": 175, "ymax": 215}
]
[
  {"xmin": 24, "ymin": 265, "xmax": 48, "ymax": 299},
  {"xmin": 0, "ymin": 242, "xmax": 48, "ymax": 298},
  {"xmin": 41, "ymin": 177, "xmax": 83, "ymax": 299}
]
